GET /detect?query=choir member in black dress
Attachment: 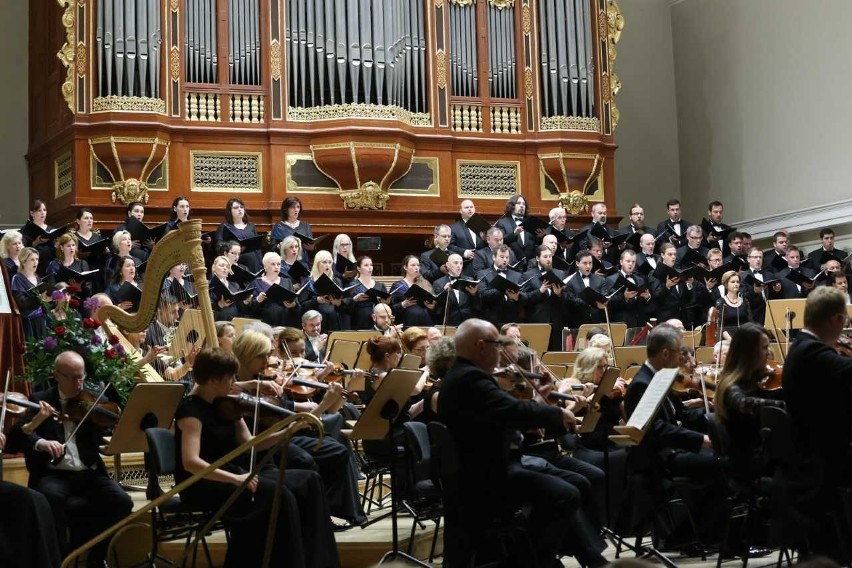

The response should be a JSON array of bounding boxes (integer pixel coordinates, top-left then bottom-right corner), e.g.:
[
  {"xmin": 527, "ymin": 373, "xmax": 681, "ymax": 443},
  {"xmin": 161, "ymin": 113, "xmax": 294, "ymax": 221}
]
[
  {"xmin": 249, "ymin": 252, "xmax": 301, "ymax": 328},
  {"xmin": 0, "ymin": 229, "xmax": 23, "ymax": 277},
  {"xmin": 22, "ymin": 200, "xmax": 59, "ymax": 276},
  {"xmin": 278, "ymin": 235, "xmax": 309, "ymax": 288},
  {"xmin": 270, "ymin": 197, "xmax": 313, "ymax": 264},
  {"xmin": 301, "ymin": 250, "xmax": 353, "ymax": 332},
  {"xmin": 214, "ymin": 198, "xmax": 262, "ymax": 271},
  {"xmin": 167, "ymin": 195, "xmax": 191, "ymax": 231},
  {"xmin": 46, "ymin": 233, "xmax": 93, "ymax": 300},
  {"xmin": 106, "ymin": 256, "xmax": 143, "ymax": 311},
  {"xmin": 114, "ymin": 201, "xmax": 153, "ymax": 262},
  {"xmin": 348, "ymin": 255, "xmax": 390, "ymax": 330},
  {"xmin": 390, "ymin": 255, "xmax": 437, "ymax": 327},
  {"xmin": 331, "ymin": 234, "xmax": 357, "ymax": 284},
  {"xmin": 174, "ymin": 347, "xmax": 340, "ymax": 568},
  {"xmin": 715, "ymin": 323, "xmax": 785, "ymax": 482},
  {"xmin": 10, "ymin": 247, "xmax": 47, "ymax": 338},
  {"xmin": 210, "ymin": 255, "xmax": 248, "ymax": 321}
]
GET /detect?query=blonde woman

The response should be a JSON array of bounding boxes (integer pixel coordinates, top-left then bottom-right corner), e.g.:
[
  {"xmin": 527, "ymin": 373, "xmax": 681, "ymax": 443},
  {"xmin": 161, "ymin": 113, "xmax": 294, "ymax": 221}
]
[
  {"xmin": 1, "ymin": 229, "xmax": 24, "ymax": 277},
  {"xmin": 278, "ymin": 235, "xmax": 308, "ymax": 288},
  {"xmin": 302, "ymin": 250, "xmax": 353, "ymax": 331},
  {"xmin": 331, "ymin": 233, "xmax": 357, "ymax": 283}
]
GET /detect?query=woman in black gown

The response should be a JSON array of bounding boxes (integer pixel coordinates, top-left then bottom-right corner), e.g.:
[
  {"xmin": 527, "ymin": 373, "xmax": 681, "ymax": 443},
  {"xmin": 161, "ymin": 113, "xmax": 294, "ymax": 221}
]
[{"xmin": 174, "ymin": 347, "xmax": 339, "ymax": 568}]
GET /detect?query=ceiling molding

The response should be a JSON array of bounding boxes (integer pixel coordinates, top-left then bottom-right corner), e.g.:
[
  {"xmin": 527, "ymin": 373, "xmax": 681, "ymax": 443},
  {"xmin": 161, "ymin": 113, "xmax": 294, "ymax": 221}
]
[
  {"xmin": 668, "ymin": 0, "xmax": 692, "ymax": 6},
  {"xmin": 731, "ymin": 199, "xmax": 852, "ymax": 240}
]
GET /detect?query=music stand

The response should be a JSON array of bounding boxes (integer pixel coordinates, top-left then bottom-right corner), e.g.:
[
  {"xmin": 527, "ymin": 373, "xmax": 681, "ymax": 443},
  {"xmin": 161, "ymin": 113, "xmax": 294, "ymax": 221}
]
[
  {"xmin": 100, "ymin": 383, "xmax": 185, "ymax": 489},
  {"xmin": 576, "ymin": 367, "xmax": 621, "ymax": 435},
  {"xmin": 350, "ymin": 369, "xmax": 431, "ymax": 567},
  {"xmin": 764, "ymin": 299, "xmax": 806, "ymax": 356}
]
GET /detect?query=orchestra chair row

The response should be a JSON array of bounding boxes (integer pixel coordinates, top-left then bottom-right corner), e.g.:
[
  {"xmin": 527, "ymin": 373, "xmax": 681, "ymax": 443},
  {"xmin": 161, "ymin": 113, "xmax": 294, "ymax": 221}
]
[{"xmin": 574, "ymin": 323, "xmax": 628, "ymax": 350}]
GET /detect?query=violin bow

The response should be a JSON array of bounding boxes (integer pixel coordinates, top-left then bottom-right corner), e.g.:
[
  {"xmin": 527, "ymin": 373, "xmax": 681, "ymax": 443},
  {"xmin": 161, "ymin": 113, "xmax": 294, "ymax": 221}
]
[
  {"xmin": 692, "ymin": 324, "xmax": 711, "ymax": 415},
  {"xmin": 0, "ymin": 370, "xmax": 10, "ymax": 480},
  {"xmin": 61, "ymin": 381, "xmax": 112, "ymax": 452}
]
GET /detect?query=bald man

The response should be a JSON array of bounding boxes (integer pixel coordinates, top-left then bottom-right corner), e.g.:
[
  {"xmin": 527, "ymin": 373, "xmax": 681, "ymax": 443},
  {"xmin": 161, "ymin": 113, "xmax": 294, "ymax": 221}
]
[
  {"xmin": 371, "ymin": 303, "xmax": 402, "ymax": 335},
  {"xmin": 438, "ymin": 320, "xmax": 606, "ymax": 567},
  {"xmin": 11, "ymin": 351, "xmax": 132, "ymax": 565},
  {"xmin": 449, "ymin": 199, "xmax": 487, "ymax": 276}
]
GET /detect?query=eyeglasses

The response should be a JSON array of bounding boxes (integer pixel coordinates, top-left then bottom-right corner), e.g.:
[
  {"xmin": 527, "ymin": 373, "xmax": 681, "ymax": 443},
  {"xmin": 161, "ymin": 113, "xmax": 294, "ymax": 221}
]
[
  {"xmin": 57, "ymin": 370, "xmax": 86, "ymax": 381},
  {"xmin": 481, "ymin": 339, "xmax": 505, "ymax": 348}
]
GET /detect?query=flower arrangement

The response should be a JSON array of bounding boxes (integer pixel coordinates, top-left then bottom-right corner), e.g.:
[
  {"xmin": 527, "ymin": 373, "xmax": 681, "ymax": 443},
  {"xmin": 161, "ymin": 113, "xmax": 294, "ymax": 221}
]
[{"xmin": 15, "ymin": 288, "xmax": 139, "ymax": 403}]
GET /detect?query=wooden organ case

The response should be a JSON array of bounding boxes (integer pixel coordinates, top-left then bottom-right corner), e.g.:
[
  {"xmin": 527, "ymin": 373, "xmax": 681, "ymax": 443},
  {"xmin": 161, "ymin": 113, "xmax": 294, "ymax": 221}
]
[{"xmin": 29, "ymin": 0, "xmax": 624, "ymax": 267}]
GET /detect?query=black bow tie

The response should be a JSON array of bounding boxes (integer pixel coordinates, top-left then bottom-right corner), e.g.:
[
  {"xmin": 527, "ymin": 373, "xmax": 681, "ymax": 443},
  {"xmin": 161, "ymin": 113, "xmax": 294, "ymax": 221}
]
[
  {"xmin": 497, "ymin": 270, "xmax": 506, "ymax": 277},
  {"xmin": 513, "ymin": 216, "xmax": 523, "ymax": 223}
]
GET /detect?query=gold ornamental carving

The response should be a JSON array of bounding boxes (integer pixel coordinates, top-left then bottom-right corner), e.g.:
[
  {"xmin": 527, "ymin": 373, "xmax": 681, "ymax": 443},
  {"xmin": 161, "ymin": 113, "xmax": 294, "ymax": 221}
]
[
  {"xmin": 170, "ymin": 0, "xmax": 179, "ymax": 11},
  {"xmin": 57, "ymin": 0, "xmax": 76, "ymax": 113},
  {"xmin": 340, "ymin": 182, "xmax": 391, "ymax": 210},
  {"xmin": 112, "ymin": 178, "xmax": 150, "ymax": 205},
  {"xmin": 450, "ymin": 0, "xmax": 475, "ymax": 6},
  {"xmin": 522, "ymin": 5, "xmax": 531, "ymax": 35},
  {"xmin": 559, "ymin": 191, "xmax": 589, "ymax": 216},
  {"xmin": 540, "ymin": 115, "xmax": 600, "ymax": 131},
  {"xmin": 489, "ymin": 0, "xmax": 515, "ymax": 8},
  {"xmin": 92, "ymin": 96, "xmax": 167, "ymax": 113},
  {"xmin": 435, "ymin": 0, "xmax": 444, "ymax": 6},
  {"xmin": 524, "ymin": 68, "xmax": 533, "ymax": 99},
  {"xmin": 288, "ymin": 103, "xmax": 431, "ymax": 127},
  {"xmin": 170, "ymin": 47, "xmax": 180, "ymax": 81},
  {"xmin": 605, "ymin": 0, "xmax": 624, "ymax": 131},
  {"xmin": 270, "ymin": 40, "xmax": 282, "ymax": 81},
  {"xmin": 76, "ymin": 44, "xmax": 86, "ymax": 77},
  {"xmin": 436, "ymin": 51, "xmax": 447, "ymax": 89}
]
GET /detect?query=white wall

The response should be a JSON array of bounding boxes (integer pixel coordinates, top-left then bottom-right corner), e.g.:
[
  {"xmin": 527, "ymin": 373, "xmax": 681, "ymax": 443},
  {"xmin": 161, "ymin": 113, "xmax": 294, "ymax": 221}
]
[
  {"xmin": 670, "ymin": 0, "xmax": 852, "ymax": 237},
  {"xmin": 612, "ymin": 0, "xmax": 682, "ymax": 224},
  {"xmin": 0, "ymin": 0, "xmax": 29, "ymax": 226}
]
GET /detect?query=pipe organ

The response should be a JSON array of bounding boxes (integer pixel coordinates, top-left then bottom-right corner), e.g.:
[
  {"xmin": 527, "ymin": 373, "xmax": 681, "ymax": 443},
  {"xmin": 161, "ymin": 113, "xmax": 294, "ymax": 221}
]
[{"xmin": 31, "ymin": 0, "xmax": 624, "ymax": 262}]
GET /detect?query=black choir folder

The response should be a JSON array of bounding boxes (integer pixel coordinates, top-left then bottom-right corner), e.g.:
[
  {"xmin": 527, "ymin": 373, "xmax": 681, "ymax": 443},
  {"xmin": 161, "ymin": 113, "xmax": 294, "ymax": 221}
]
[{"xmin": 21, "ymin": 221, "xmax": 68, "ymax": 242}]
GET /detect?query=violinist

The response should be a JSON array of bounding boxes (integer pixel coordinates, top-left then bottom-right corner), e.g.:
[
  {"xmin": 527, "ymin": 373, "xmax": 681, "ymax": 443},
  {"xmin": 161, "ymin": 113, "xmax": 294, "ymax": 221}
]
[
  {"xmin": 438, "ymin": 319, "xmax": 610, "ymax": 567},
  {"xmin": 216, "ymin": 321, "xmax": 236, "ymax": 351},
  {"xmin": 714, "ymin": 323, "xmax": 785, "ymax": 482},
  {"xmin": 559, "ymin": 347, "xmax": 625, "ymax": 437},
  {"xmin": 0, "ymin": 432, "xmax": 62, "ymax": 568},
  {"xmin": 235, "ymin": 330, "xmax": 366, "ymax": 529},
  {"xmin": 399, "ymin": 326, "xmax": 430, "ymax": 360},
  {"xmin": 301, "ymin": 310, "xmax": 328, "ymax": 362},
  {"xmin": 175, "ymin": 347, "xmax": 340, "ymax": 568},
  {"xmin": 370, "ymin": 303, "xmax": 401, "ymax": 335},
  {"xmin": 9, "ymin": 350, "xmax": 132, "ymax": 566}
]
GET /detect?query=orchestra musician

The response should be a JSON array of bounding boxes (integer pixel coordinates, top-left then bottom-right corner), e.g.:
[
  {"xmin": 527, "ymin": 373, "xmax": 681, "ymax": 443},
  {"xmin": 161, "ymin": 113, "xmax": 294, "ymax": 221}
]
[
  {"xmin": 9, "ymin": 351, "xmax": 133, "ymax": 567},
  {"xmin": 438, "ymin": 319, "xmax": 608, "ymax": 567},
  {"xmin": 174, "ymin": 346, "xmax": 340, "ymax": 568}
]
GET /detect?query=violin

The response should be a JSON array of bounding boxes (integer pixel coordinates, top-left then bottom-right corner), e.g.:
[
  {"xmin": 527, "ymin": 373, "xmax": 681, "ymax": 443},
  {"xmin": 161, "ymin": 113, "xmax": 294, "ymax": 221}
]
[
  {"xmin": 836, "ymin": 333, "xmax": 852, "ymax": 357},
  {"xmin": 494, "ymin": 366, "xmax": 540, "ymax": 400},
  {"xmin": 264, "ymin": 366, "xmax": 361, "ymax": 403},
  {"xmin": 672, "ymin": 366, "xmax": 717, "ymax": 400},
  {"xmin": 214, "ymin": 392, "xmax": 293, "ymax": 429},
  {"xmin": 0, "ymin": 392, "xmax": 66, "ymax": 421},
  {"xmin": 64, "ymin": 391, "xmax": 122, "ymax": 428},
  {"xmin": 759, "ymin": 361, "xmax": 783, "ymax": 392}
]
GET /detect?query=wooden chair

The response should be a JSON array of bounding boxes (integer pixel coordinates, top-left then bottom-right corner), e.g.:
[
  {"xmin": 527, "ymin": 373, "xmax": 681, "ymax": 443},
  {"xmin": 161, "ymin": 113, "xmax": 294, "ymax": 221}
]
[
  {"xmin": 516, "ymin": 323, "xmax": 551, "ymax": 355},
  {"xmin": 695, "ymin": 346, "xmax": 716, "ymax": 365},
  {"xmin": 540, "ymin": 351, "xmax": 579, "ymax": 366},
  {"xmin": 576, "ymin": 323, "xmax": 628, "ymax": 349},
  {"xmin": 622, "ymin": 365, "xmax": 642, "ymax": 382},
  {"xmin": 613, "ymin": 346, "xmax": 647, "ymax": 368}
]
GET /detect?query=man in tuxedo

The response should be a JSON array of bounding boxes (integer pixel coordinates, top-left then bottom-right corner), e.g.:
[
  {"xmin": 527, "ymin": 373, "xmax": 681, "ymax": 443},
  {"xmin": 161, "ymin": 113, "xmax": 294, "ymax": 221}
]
[
  {"xmin": 650, "ymin": 243, "xmax": 696, "ymax": 326},
  {"xmin": 763, "ymin": 231, "xmax": 789, "ymax": 275},
  {"xmin": 676, "ymin": 226, "xmax": 709, "ymax": 269},
  {"xmin": 419, "ymin": 224, "xmax": 452, "ymax": 283},
  {"xmin": 775, "ymin": 246, "xmax": 817, "ymax": 299},
  {"xmin": 577, "ymin": 203, "xmax": 616, "ymax": 262},
  {"xmin": 522, "ymin": 245, "xmax": 569, "ymax": 350},
  {"xmin": 656, "ymin": 199, "xmax": 693, "ymax": 248},
  {"xmin": 371, "ymin": 303, "xmax": 402, "ymax": 335},
  {"xmin": 623, "ymin": 203, "xmax": 654, "ymax": 235},
  {"xmin": 806, "ymin": 228, "xmax": 847, "ymax": 270},
  {"xmin": 302, "ymin": 309, "xmax": 328, "ymax": 361},
  {"xmin": 438, "ymin": 319, "xmax": 606, "ymax": 568},
  {"xmin": 703, "ymin": 200, "xmax": 734, "ymax": 255},
  {"xmin": 723, "ymin": 231, "xmax": 747, "ymax": 267},
  {"xmin": 782, "ymin": 287, "xmax": 852, "ymax": 556},
  {"xmin": 449, "ymin": 200, "xmax": 487, "ymax": 271},
  {"xmin": 603, "ymin": 249, "xmax": 652, "ymax": 328},
  {"xmin": 635, "ymin": 233, "xmax": 659, "ymax": 275},
  {"xmin": 494, "ymin": 195, "xmax": 536, "ymax": 262},
  {"xmin": 471, "ymin": 226, "xmax": 517, "ymax": 274},
  {"xmin": 10, "ymin": 351, "xmax": 133, "ymax": 566},
  {"xmin": 565, "ymin": 250, "xmax": 607, "ymax": 328},
  {"xmin": 692, "ymin": 248, "xmax": 724, "ymax": 317},
  {"xmin": 739, "ymin": 247, "xmax": 776, "ymax": 323},
  {"xmin": 478, "ymin": 245, "xmax": 526, "ymax": 328},
  {"xmin": 432, "ymin": 253, "xmax": 481, "ymax": 326}
]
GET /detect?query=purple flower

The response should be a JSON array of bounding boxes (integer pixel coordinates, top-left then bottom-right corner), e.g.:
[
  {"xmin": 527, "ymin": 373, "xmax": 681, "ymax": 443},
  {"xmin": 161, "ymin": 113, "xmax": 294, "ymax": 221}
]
[
  {"xmin": 43, "ymin": 336, "xmax": 58, "ymax": 351},
  {"xmin": 83, "ymin": 297, "xmax": 100, "ymax": 314},
  {"xmin": 90, "ymin": 334, "xmax": 103, "ymax": 346},
  {"xmin": 50, "ymin": 289, "xmax": 65, "ymax": 301},
  {"xmin": 115, "ymin": 344, "xmax": 126, "ymax": 356}
]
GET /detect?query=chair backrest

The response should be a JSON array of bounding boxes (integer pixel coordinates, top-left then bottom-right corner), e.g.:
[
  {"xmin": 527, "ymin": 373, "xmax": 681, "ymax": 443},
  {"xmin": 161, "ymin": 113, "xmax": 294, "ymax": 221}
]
[
  {"xmin": 759, "ymin": 405, "xmax": 795, "ymax": 466},
  {"xmin": 516, "ymin": 323, "xmax": 551, "ymax": 355},
  {"xmin": 577, "ymin": 323, "xmax": 628, "ymax": 349},
  {"xmin": 622, "ymin": 365, "xmax": 642, "ymax": 381},
  {"xmin": 428, "ymin": 421, "xmax": 459, "ymax": 489},
  {"xmin": 145, "ymin": 427, "xmax": 177, "ymax": 477},
  {"xmin": 402, "ymin": 422, "xmax": 432, "ymax": 484},
  {"xmin": 541, "ymin": 351, "xmax": 579, "ymax": 365},
  {"xmin": 695, "ymin": 346, "xmax": 716, "ymax": 364},
  {"xmin": 705, "ymin": 412, "xmax": 730, "ymax": 460}
]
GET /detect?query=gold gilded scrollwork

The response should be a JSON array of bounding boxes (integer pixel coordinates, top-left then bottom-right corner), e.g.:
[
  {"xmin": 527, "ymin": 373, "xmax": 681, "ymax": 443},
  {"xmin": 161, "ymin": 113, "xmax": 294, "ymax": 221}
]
[
  {"xmin": 489, "ymin": 0, "xmax": 515, "ymax": 8},
  {"xmin": 112, "ymin": 178, "xmax": 150, "ymax": 205},
  {"xmin": 524, "ymin": 68, "xmax": 533, "ymax": 99},
  {"xmin": 340, "ymin": 182, "xmax": 391, "ymax": 210},
  {"xmin": 270, "ymin": 40, "xmax": 282, "ymax": 81},
  {"xmin": 76, "ymin": 44, "xmax": 86, "ymax": 77},
  {"xmin": 605, "ymin": 0, "xmax": 624, "ymax": 131},
  {"xmin": 559, "ymin": 191, "xmax": 589, "ymax": 216},
  {"xmin": 450, "ymin": 0, "xmax": 476, "ymax": 6},
  {"xmin": 437, "ymin": 51, "xmax": 447, "ymax": 89},
  {"xmin": 57, "ymin": 0, "xmax": 76, "ymax": 113},
  {"xmin": 170, "ymin": 47, "xmax": 180, "ymax": 81},
  {"xmin": 522, "ymin": 5, "xmax": 531, "ymax": 35}
]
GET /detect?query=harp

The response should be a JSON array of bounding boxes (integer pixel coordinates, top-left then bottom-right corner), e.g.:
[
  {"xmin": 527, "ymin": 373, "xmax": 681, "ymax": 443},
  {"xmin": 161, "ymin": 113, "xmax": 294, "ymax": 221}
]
[{"xmin": 99, "ymin": 220, "xmax": 219, "ymax": 363}]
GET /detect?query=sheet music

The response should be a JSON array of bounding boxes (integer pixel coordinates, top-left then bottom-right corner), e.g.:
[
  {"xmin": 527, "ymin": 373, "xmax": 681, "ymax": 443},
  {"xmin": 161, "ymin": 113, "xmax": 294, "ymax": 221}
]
[{"xmin": 624, "ymin": 368, "xmax": 679, "ymax": 431}]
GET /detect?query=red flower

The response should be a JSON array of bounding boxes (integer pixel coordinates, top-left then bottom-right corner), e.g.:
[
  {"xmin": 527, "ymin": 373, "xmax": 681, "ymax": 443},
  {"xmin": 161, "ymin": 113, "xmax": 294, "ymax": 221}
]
[
  {"xmin": 105, "ymin": 348, "xmax": 117, "ymax": 360},
  {"xmin": 54, "ymin": 326, "xmax": 66, "ymax": 337},
  {"xmin": 92, "ymin": 319, "xmax": 102, "ymax": 327},
  {"xmin": 68, "ymin": 298, "xmax": 80, "ymax": 309},
  {"xmin": 108, "ymin": 335, "xmax": 120, "ymax": 345},
  {"xmin": 82, "ymin": 318, "xmax": 95, "ymax": 329},
  {"xmin": 66, "ymin": 284, "xmax": 81, "ymax": 294},
  {"xmin": 120, "ymin": 357, "xmax": 127, "ymax": 364}
]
